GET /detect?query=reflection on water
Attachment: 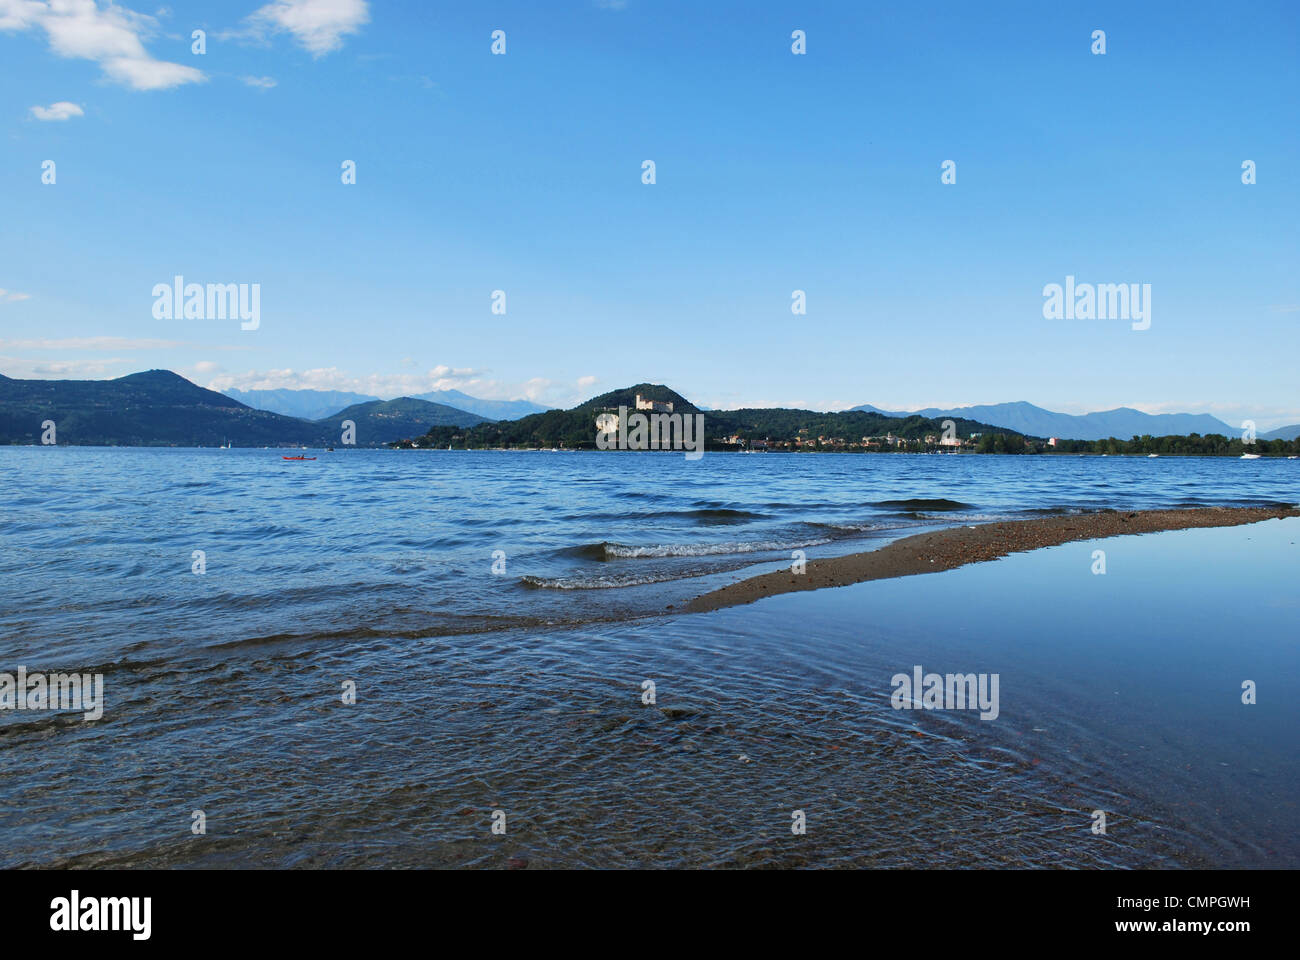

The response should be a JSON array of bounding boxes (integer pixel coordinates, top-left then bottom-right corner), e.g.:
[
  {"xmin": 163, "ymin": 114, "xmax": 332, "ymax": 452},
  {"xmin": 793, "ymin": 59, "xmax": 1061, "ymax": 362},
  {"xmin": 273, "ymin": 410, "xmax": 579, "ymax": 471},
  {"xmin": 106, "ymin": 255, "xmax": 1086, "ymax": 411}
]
[{"xmin": 0, "ymin": 449, "xmax": 1296, "ymax": 867}]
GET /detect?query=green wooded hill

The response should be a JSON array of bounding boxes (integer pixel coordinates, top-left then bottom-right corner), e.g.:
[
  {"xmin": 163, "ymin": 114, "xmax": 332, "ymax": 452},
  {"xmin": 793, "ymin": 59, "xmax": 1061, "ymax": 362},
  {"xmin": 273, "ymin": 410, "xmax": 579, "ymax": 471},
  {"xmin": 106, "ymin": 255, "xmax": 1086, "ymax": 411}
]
[
  {"xmin": 399, "ymin": 383, "xmax": 1016, "ymax": 449},
  {"xmin": 321, "ymin": 398, "xmax": 488, "ymax": 441},
  {"xmin": 717, "ymin": 408, "xmax": 994, "ymax": 441},
  {"xmin": 573, "ymin": 384, "xmax": 702, "ymax": 414},
  {"xmin": 0, "ymin": 370, "xmax": 488, "ymax": 446}
]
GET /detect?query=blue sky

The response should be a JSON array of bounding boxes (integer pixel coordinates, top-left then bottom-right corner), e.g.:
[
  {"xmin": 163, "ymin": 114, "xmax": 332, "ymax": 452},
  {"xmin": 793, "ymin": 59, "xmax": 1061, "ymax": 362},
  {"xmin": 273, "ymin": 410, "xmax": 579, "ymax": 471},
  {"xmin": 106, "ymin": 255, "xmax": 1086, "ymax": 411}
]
[{"xmin": 2, "ymin": 0, "xmax": 1297, "ymax": 426}]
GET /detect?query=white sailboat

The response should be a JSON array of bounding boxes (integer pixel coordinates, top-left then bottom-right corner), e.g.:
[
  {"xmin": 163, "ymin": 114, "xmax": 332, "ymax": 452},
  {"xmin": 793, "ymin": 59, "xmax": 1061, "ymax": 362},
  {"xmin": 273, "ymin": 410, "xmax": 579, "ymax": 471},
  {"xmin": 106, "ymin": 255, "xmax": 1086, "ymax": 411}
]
[{"xmin": 1240, "ymin": 453, "xmax": 1262, "ymax": 459}]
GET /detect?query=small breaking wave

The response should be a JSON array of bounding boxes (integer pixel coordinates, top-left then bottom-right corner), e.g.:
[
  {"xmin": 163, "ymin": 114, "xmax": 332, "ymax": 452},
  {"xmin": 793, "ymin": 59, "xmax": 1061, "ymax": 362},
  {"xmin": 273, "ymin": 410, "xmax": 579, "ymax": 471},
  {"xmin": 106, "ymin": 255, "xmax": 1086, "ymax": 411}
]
[
  {"xmin": 809, "ymin": 518, "xmax": 920, "ymax": 534},
  {"xmin": 521, "ymin": 571, "xmax": 694, "ymax": 590},
  {"xmin": 597, "ymin": 537, "xmax": 829, "ymax": 559}
]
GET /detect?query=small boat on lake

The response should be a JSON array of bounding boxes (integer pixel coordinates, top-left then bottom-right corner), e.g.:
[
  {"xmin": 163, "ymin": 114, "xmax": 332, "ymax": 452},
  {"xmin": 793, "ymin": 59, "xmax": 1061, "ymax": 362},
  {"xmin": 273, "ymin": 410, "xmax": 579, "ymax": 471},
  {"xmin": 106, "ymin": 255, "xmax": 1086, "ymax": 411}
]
[
  {"xmin": 1240, "ymin": 453, "xmax": 1262, "ymax": 460},
  {"xmin": 283, "ymin": 456, "xmax": 316, "ymax": 461}
]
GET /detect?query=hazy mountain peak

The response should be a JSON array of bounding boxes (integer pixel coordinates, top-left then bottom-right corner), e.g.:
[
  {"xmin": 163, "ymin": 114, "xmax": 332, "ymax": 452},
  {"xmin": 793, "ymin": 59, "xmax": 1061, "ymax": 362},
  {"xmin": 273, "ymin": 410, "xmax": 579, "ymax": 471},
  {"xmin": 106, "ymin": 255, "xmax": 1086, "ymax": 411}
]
[
  {"xmin": 849, "ymin": 400, "xmax": 1235, "ymax": 441},
  {"xmin": 408, "ymin": 389, "xmax": 550, "ymax": 421}
]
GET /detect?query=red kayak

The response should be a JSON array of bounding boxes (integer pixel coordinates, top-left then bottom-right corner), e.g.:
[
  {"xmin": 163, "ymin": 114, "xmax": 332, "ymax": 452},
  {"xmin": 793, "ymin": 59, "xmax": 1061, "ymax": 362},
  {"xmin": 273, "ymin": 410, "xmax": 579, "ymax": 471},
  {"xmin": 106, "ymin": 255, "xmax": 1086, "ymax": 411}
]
[{"xmin": 282, "ymin": 456, "xmax": 316, "ymax": 460}]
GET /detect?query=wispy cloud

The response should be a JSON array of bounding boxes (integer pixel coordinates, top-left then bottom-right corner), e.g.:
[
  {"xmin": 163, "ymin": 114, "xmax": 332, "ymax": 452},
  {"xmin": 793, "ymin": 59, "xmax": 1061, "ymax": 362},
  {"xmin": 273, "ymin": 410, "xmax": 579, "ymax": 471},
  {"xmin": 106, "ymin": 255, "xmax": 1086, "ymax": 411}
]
[
  {"xmin": 241, "ymin": 75, "xmax": 277, "ymax": 89},
  {"xmin": 0, "ymin": 336, "xmax": 182, "ymax": 349},
  {"xmin": 388, "ymin": 73, "xmax": 438, "ymax": 93},
  {"xmin": 1125, "ymin": 400, "xmax": 1300, "ymax": 426},
  {"xmin": 204, "ymin": 365, "xmax": 596, "ymax": 405},
  {"xmin": 235, "ymin": 0, "xmax": 370, "ymax": 57},
  {"xmin": 0, "ymin": 289, "xmax": 32, "ymax": 303},
  {"xmin": 0, "ymin": 357, "xmax": 129, "ymax": 378},
  {"xmin": 0, "ymin": 0, "xmax": 205, "ymax": 91},
  {"xmin": 1125, "ymin": 400, "xmax": 1240, "ymax": 416},
  {"xmin": 29, "ymin": 100, "xmax": 84, "ymax": 120},
  {"xmin": 208, "ymin": 365, "xmax": 486, "ymax": 398}
]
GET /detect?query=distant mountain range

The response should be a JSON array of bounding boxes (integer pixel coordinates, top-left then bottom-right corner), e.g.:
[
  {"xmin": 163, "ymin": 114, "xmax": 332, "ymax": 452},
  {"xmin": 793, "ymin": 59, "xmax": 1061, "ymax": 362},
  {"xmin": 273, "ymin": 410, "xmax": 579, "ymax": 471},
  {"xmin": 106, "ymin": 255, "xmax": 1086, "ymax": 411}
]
[
  {"xmin": 0, "ymin": 370, "xmax": 485, "ymax": 446},
  {"xmin": 4, "ymin": 369, "xmax": 1286, "ymax": 450},
  {"xmin": 222, "ymin": 387, "xmax": 379, "ymax": 421},
  {"xmin": 408, "ymin": 389, "xmax": 551, "ymax": 421},
  {"xmin": 1262, "ymin": 424, "xmax": 1300, "ymax": 441},
  {"xmin": 223, "ymin": 386, "xmax": 550, "ymax": 422},
  {"xmin": 851, "ymin": 401, "xmax": 1238, "ymax": 441}
]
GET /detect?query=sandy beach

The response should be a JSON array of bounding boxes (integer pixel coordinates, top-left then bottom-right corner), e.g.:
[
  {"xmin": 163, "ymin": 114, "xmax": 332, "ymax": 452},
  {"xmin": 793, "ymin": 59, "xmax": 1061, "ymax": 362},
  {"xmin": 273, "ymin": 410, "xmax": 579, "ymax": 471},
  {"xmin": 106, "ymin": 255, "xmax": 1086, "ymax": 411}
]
[{"xmin": 687, "ymin": 505, "xmax": 1299, "ymax": 613}]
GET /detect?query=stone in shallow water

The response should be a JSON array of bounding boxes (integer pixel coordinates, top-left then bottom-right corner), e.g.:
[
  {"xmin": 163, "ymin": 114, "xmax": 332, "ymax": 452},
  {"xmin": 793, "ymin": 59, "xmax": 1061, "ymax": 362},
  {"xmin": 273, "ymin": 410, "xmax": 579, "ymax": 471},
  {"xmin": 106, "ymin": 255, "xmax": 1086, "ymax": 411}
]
[{"xmin": 660, "ymin": 706, "xmax": 699, "ymax": 719}]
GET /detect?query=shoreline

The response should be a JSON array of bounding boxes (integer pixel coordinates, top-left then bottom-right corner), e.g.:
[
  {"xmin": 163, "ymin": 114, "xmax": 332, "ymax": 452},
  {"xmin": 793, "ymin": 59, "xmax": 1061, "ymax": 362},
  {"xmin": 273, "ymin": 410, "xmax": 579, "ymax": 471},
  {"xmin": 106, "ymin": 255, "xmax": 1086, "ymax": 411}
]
[{"xmin": 686, "ymin": 505, "xmax": 1299, "ymax": 613}]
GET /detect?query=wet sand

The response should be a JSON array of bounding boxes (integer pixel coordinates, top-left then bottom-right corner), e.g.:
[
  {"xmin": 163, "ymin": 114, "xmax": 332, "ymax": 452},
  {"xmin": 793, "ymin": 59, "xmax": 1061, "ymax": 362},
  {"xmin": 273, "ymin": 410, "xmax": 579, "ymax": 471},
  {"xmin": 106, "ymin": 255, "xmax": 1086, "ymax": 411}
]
[{"xmin": 687, "ymin": 505, "xmax": 1298, "ymax": 613}]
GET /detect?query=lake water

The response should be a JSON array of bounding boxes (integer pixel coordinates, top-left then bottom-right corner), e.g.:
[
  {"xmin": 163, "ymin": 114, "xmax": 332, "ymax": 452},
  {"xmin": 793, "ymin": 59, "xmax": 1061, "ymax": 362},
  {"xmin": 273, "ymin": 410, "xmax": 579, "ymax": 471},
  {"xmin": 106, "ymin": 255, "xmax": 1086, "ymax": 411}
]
[{"xmin": 1, "ymin": 448, "xmax": 1296, "ymax": 867}]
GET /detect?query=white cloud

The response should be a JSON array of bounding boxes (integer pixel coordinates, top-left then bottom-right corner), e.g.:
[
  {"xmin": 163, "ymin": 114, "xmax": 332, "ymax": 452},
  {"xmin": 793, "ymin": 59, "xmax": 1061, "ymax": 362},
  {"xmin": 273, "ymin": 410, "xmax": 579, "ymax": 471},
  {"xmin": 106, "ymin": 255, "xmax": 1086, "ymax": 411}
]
[
  {"xmin": 0, "ymin": 335, "xmax": 181, "ymax": 348},
  {"xmin": 29, "ymin": 100, "xmax": 84, "ymax": 120},
  {"xmin": 0, "ymin": 0, "xmax": 45, "ymax": 31},
  {"xmin": 0, "ymin": 357, "xmax": 129, "ymax": 378},
  {"xmin": 241, "ymin": 74, "xmax": 276, "ymax": 88},
  {"xmin": 1125, "ymin": 400, "xmax": 1300, "ymax": 427},
  {"xmin": 103, "ymin": 55, "xmax": 202, "ymax": 90},
  {"xmin": 427, "ymin": 364, "xmax": 477, "ymax": 379},
  {"xmin": 514, "ymin": 376, "xmax": 608, "ymax": 407},
  {"xmin": 0, "ymin": 0, "xmax": 205, "ymax": 91},
  {"xmin": 203, "ymin": 366, "xmax": 593, "ymax": 405},
  {"xmin": 0, "ymin": 289, "xmax": 33, "ymax": 302},
  {"xmin": 1125, "ymin": 400, "xmax": 1236, "ymax": 416},
  {"xmin": 518, "ymin": 377, "xmax": 553, "ymax": 401},
  {"xmin": 207, "ymin": 366, "xmax": 479, "ymax": 398},
  {"xmin": 241, "ymin": 0, "xmax": 369, "ymax": 57}
]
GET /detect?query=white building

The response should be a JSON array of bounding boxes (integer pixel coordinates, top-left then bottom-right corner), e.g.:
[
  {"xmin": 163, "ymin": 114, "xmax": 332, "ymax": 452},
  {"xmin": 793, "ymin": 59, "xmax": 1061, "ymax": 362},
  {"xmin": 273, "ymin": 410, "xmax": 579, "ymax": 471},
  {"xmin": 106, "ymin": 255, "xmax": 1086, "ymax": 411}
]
[{"xmin": 635, "ymin": 394, "xmax": 673, "ymax": 413}]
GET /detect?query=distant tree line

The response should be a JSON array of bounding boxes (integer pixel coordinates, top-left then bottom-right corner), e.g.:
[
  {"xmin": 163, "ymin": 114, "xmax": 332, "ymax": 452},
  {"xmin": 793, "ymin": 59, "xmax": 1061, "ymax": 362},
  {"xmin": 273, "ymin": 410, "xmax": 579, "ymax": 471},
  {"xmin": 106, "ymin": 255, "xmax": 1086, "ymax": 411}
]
[{"xmin": 1043, "ymin": 434, "xmax": 1298, "ymax": 456}]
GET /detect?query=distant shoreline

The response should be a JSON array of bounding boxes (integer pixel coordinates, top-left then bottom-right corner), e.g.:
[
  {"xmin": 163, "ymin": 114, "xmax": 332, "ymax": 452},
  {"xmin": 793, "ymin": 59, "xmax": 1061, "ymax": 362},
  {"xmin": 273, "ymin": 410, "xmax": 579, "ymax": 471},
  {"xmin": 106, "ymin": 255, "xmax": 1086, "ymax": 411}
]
[
  {"xmin": 2, "ymin": 445, "xmax": 1298, "ymax": 458},
  {"xmin": 6, "ymin": 445, "xmax": 1300, "ymax": 459},
  {"xmin": 687, "ymin": 506, "xmax": 1299, "ymax": 613}
]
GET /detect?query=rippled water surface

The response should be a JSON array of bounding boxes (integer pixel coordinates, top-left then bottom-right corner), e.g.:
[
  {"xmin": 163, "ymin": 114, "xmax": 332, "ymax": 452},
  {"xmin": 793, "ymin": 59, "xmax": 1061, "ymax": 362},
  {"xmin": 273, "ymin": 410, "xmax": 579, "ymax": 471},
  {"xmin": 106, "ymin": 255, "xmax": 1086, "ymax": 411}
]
[{"xmin": 1, "ymin": 449, "xmax": 1296, "ymax": 867}]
